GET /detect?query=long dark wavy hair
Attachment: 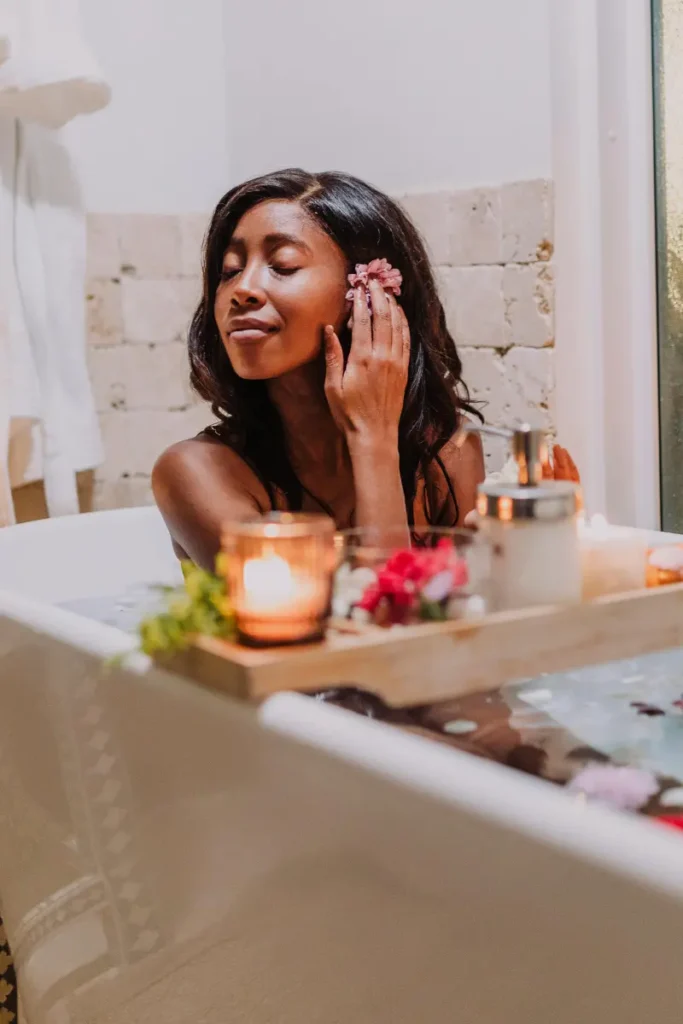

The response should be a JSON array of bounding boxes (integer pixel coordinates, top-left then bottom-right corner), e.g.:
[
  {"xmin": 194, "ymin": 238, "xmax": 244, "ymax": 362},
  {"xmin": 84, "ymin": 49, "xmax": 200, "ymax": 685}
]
[{"xmin": 189, "ymin": 168, "xmax": 481, "ymax": 525}]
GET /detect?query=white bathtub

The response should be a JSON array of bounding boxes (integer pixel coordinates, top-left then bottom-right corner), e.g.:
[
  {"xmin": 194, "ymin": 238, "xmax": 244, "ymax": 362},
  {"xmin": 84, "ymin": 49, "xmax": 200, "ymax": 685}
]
[
  {"xmin": 2, "ymin": 508, "xmax": 683, "ymax": 1024},
  {"xmin": 0, "ymin": 506, "xmax": 678, "ymax": 607},
  {"xmin": 0, "ymin": 506, "xmax": 182, "ymax": 650},
  {"xmin": 0, "ymin": 505, "xmax": 181, "ymax": 602}
]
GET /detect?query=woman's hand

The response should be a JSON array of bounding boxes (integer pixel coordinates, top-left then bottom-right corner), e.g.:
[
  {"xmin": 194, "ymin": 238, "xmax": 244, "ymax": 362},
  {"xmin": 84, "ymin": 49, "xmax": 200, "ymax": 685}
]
[
  {"xmin": 543, "ymin": 444, "xmax": 580, "ymax": 483},
  {"xmin": 324, "ymin": 278, "xmax": 411, "ymax": 538},
  {"xmin": 463, "ymin": 443, "xmax": 580, "ymax": 531},
  {"xmin": 323, "ymin": 279, "xmax": 410, "ymax": 447}
]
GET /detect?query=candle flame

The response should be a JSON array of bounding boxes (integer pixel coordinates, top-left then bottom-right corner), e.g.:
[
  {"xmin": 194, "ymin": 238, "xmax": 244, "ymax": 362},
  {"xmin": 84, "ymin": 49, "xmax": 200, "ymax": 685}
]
[{"xmin": 243, "ymin": 554, "xmax": 295, "ymax": 608}]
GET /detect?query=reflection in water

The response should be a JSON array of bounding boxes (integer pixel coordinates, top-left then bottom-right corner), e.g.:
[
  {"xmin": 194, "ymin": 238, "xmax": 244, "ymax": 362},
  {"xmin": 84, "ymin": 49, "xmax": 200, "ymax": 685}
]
[{"xmin": 315, "ymin": 649, "xmax": 683, "ymax": 813}]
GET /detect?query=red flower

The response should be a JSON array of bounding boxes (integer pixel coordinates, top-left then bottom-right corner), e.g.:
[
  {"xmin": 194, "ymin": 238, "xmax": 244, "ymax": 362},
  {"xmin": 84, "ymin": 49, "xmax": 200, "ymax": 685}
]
[
  {"xmin": 385, "ymin": 549, "xmax": 423, "ymax": 583},
  {"xmin": 376, "ymin": 568, "xmax": 415, "ymax": 608},
  {"xmin": 357, "ymin": 583, "xmax": 382, "ymax": 613},
  {"xmin": 657, "ymin": 814, "xmax": 683, "ymax": 832},
  {"xmin": 356, "ymin": 541, "xmax": 469, "ymax": 623}
]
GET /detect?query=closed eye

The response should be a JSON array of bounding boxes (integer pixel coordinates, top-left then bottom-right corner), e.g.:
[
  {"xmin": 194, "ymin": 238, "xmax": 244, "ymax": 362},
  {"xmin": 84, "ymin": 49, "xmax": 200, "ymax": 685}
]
[
  {"xmin": 220, "ymin": 268, "xmax": 240, "ymax": 282},
  {"xmin": 271, "ymin": 266, "xmax": 299, "ymax": 277}
]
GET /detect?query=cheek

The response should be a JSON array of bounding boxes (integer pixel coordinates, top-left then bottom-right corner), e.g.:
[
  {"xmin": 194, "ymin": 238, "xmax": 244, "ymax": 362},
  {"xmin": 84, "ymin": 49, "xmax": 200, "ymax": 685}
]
[
  {"xmin": 214, "ymin": 286, "xmax": 230, "ymax": 329},
  {"xmin": 281, "ymin": 273, "xmax": 347, "ymax": 332}
]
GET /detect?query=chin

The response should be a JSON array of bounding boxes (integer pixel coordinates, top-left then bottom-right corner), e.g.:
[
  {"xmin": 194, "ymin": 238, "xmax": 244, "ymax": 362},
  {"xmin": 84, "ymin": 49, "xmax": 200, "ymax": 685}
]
[
  {"xmin": 224, "ymin": 341, "xmax": 278, "ymax": 380},
  {"xmin": 226, "ymin": 341, "xmax": 321, "ymax": 382},
  {"xmin": 231, "ymin": 363, "xmax": 277, "ymax": 381}
]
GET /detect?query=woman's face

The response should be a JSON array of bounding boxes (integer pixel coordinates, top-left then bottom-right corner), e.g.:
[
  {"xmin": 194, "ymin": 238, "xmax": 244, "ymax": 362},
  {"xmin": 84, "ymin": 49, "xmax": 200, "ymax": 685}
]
[{"xmin": 215, "ymin": 200, "xmax": 349, "ymax": 380}]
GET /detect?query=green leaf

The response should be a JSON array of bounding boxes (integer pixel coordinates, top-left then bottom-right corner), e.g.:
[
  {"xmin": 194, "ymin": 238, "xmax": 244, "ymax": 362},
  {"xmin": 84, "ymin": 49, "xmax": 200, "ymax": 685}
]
[
  {"xmin": 135, "ymin": 556, "xmax": 235, "ymax": 657},
  {"xmin": 419, "ymin": 596, "xmax": 448, "ymax": 622}
]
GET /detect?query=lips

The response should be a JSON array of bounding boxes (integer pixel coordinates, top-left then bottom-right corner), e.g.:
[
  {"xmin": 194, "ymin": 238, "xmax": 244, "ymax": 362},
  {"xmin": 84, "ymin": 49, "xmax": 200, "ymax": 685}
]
[{"xmin": 227, "ymin": 318, "xmax": 278, "ymax": 343}]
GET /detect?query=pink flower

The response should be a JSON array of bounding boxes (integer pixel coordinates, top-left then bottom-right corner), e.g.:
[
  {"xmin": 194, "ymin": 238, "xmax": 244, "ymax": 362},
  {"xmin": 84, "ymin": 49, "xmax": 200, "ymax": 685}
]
[
  {"xmin": 567, "ymin": 765, "xmax": 659, "ymax": 811},
  {"xmin": 345, "ymin": 258, "xmax": 403, "ymax": 305}
]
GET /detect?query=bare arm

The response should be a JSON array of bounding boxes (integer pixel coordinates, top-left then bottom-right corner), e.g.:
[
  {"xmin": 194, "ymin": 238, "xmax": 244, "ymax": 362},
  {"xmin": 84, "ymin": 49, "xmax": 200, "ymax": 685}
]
[
  {"xmin": 152, "ymin": 437, "xmax": 270, "ymax": 570},
  {"xmin": 347, "ymin": 435, "xmax": 408, "ymax": 537}
]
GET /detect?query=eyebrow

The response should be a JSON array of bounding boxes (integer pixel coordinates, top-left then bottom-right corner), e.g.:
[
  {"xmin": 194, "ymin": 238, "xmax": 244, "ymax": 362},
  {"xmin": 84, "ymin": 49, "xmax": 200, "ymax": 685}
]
[{"xmin": 226, "ymin": 232, "xmax": 313, "ymax": 255}]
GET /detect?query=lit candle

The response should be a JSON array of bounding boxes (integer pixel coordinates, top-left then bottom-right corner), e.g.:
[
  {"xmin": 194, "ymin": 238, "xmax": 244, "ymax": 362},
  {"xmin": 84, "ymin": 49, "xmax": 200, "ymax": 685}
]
[
  {"xmin": 579, "ymin": 514, "xmax": 647, "ymax": 599},
  {"xmin": 222, "ymin": 514, "xmax": 336, "ymax": 646},
  {"xmin": 243, "ymin": 554, "xmax": 297, "ymax": 610}
]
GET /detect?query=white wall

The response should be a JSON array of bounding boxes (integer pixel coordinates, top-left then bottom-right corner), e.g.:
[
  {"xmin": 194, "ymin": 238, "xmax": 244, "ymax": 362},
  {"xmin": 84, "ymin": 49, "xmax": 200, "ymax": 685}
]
[
  {"xmin": 66, "ymin": 0, "xmax": 229, "ymax": 214},
  {"xmin": 68, "ymin": 0, "xmax": 551, "ymax": 210},
  {"xmin": 224, "ymin": 0, "xmax": 552, "ymax": 194}
]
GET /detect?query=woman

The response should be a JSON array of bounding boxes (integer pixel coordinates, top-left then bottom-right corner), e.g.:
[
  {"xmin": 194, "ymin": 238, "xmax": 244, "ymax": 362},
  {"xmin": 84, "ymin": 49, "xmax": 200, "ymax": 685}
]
[{"xmin": 153, "ymin": 169, "xmax": 577, "ymax": 569}]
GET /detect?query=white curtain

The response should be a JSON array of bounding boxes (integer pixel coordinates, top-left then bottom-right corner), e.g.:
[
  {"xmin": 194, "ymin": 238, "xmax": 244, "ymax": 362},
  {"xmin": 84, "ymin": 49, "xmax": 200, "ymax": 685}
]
[{"xmin": 0, "ymin": 0, "xmax": 110, "ymax": 526}]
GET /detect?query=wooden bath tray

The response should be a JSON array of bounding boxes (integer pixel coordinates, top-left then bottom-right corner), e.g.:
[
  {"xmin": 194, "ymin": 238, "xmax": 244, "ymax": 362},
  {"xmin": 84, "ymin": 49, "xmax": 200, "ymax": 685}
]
[{"xmin": 163, "ymin": 583, "xmax": 683, "ymax": 707}]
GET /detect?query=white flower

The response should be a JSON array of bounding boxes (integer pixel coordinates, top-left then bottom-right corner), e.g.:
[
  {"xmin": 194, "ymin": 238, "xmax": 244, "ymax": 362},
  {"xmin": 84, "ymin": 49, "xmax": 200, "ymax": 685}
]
[
  {"xmin": 333, "ymin": 565, "xmax": 378, "ymax": 618},
  {"xmin": 421, "ymin": 570, "xmax": 453, "ymax": 603}
]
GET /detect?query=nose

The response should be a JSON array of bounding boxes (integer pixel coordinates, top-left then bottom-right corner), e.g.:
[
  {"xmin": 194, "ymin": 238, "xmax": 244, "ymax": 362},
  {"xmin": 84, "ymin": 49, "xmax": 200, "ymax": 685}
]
[{"xmin": 231, "ymin": 263, "xmax": 267, "ymax": 308}]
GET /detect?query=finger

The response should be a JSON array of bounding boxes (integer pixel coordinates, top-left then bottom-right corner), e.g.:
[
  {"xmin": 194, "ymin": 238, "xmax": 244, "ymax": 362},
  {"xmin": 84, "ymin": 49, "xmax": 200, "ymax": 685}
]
[
  {"xmin": 323, "ymin": 325, "xmax": 344, "ymax": 397},
  {"xmin": 551, "ymin": 444, "xmax": 565, "ymax": 479},
  {"xmin": 397, "ymin": 301, "xmax": 411, "ymax": 368},
  {"xmin": 553, "ymin": 445, "xmax": 580, "ymax": 483},
  {"xmin": 368, "ymin": 279, "xmax": 391, "ymax": 354},
  {"xmin": 388, "ymin": 294, "xmax": 403, "ymax": 360},
  {"xmin": 564, "ymin": 448, "xmax": 581, "ymax": 483},
  {"xmin": 351, "ymin": 285, "xmax": 371, "ymax": 358},
  {"xmin": 553, "ymin": 445, "xmax": 571, "ymax": 481}
]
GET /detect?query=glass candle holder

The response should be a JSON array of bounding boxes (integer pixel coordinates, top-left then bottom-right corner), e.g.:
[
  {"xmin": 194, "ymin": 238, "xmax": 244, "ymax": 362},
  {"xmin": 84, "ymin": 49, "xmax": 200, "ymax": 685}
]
[
  {"xmin": 334, "ymin": 526, "xmax": 491, "ymax": 627},
  {"xmin": 221, "ymin": 513, "xmax": 336, "ymax": 647}
]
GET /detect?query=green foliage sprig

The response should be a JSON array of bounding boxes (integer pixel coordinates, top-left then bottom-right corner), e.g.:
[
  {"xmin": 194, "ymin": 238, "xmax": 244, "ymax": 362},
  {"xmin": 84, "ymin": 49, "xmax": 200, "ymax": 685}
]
[{"xmin": 138, "ymin": 556, "xmax": 235, "ymax": 657}]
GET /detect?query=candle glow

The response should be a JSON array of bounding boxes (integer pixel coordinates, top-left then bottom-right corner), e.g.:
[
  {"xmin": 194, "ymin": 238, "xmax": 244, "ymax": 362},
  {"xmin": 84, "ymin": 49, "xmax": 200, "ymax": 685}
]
[
  {"xmin": 222, "ymin": 514, "xmax": 336, "ymax": 646},
  {"xmin": 243, "ymin": 554, "xmax": 296, "ymax": 610}
]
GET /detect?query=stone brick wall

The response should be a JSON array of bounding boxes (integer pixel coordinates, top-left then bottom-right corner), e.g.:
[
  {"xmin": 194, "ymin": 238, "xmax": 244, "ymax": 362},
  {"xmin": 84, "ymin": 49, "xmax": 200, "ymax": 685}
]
[
  {"xmin": 85, "ymin": 179, "xmax": 554, "ymax": 509},
  {"xmin": 398, "ymin": 179, "xmax": 554, "ymax": 469},
  {"xmin": 86, "ymin": 213, "xmax": 211, "ymax": 509}
]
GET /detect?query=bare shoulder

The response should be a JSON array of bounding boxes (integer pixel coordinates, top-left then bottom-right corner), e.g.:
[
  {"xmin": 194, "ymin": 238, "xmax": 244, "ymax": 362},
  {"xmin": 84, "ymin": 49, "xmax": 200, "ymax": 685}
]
[
  {"xmin": 153, "ymin": 434, "xmax": 263, "ymax": 497},
  {"xmin": 419, "ymin": 426, "xmax": 485, "ymax": 526},
  {"xmin": 438, "ymin": 428, "xmax": 485, "ymax": 479},
  {"xmin": 152, "ymin": 434, "xmax": 271, "ymax": 569}
]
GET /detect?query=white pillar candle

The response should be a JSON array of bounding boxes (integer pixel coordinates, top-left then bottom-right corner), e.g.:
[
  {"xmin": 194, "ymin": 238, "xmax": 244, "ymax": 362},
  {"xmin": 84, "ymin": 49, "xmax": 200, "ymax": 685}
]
[{"xmin": 579, "ymin": 515, "xmax": 647, "ymax": 599}]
